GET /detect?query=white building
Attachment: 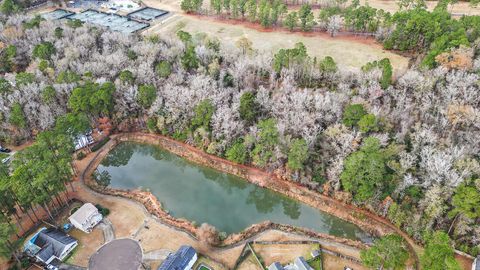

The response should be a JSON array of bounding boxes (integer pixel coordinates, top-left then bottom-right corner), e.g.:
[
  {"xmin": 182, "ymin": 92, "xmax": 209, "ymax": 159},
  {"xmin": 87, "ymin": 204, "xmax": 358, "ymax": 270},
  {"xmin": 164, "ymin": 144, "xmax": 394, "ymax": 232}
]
[{"xmin": 69, "ymin": 203, "xmax": 103, "ymax": 233}]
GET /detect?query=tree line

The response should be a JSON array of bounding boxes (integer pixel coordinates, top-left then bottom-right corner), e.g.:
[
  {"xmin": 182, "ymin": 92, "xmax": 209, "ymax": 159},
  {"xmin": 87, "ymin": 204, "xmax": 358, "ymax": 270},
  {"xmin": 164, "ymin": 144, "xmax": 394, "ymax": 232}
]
[
  {"xmin": 0, "ymin": 112, "xmax": 89, "ymax": 265},
  {"xmin": 179, "ymin": 0, "xmax": 480, "ymax": 68}
]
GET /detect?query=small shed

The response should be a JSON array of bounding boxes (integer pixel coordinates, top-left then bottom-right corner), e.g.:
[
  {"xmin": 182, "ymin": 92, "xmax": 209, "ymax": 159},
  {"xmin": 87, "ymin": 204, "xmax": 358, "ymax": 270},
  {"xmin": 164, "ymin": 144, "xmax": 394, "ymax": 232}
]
[
  {"xmin": 311, "ymin": 249, "xmax": 321, "ymax": 258},
  {"xmin": 69, "ymin": 203, "xmax": 103, "ymax": 233}
]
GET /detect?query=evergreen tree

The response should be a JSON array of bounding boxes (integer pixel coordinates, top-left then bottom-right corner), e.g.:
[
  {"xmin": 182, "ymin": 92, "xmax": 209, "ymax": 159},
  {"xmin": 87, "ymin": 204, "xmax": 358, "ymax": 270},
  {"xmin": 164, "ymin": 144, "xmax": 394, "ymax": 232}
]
[
  {"xmin": 32, "ymin": 42, "xmax": 56, "ymax": 60},
  {"xmin": 421, "ymin": 231, "xmax": 461, "ymax": 270},
  {"xmin": 137, "ymin": 85, "xmax": 157, "ymax": 109},
  {"xmin": 226, "ymin": 139, "xmax": 248, "ymax": 164},
  {"xmin": 340, "ymin": 137, "xmax": 393, "ymax": 203},
  {"xmin": 0, "ymin": 0, "xmax": 20, "ymax": 15},
  {"xmin": 361, "ymin": 234, "xmax": 409, "ymax": 270},
  {"xmin": 9, "ymin": 102, "xmax": 27, "ymax": 129},
  {"xmin": 239, "ymin": 92, "xmax": 259, "ymax": 124},
  {"xmin": 287, "ymin": 138, "xmax": 308, "ymax": 171},
  {"xmin": 246, "ymin": 0, "xmax": 257, "ymax": 21},
  {"xmin": 252, "ymin": 118, "xmax": 279, "ymax": 167},
  {"xmin": 284, "ymin": 11, "xmax": 298, "ymax": 31},
  {"xmin": 191, "ymin": 99, "xmax": 215, "ymax": 130},
  {"xmin": 298, "ymin": 4, "xmax": 315, "ymax": 31},
  {"xmin": 342, "ymin": 103, "xmax": 367, "ymax": 127}
]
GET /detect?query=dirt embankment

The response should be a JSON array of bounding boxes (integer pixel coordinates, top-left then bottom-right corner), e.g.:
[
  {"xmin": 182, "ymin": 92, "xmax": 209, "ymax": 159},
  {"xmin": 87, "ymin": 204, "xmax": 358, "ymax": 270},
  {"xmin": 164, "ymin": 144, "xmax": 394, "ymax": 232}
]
[{"xmin": 83, "ymin": 132, "xmax": 421, "ymax": 267}]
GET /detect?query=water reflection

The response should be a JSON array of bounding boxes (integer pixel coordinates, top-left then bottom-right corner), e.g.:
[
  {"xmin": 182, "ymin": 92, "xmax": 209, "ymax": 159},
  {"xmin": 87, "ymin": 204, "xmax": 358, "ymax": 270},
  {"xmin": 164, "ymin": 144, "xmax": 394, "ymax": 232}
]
[
  {"xmin": 101, "ymin": 143, "xmax": 135, "ymax": 167},
  {"xmin": 282, "ymin": 199, "xmax": 301, "ymax": 220},
  {"xmin": 98, "ymin": 142, "xmax": 369, "ymax": 241}
]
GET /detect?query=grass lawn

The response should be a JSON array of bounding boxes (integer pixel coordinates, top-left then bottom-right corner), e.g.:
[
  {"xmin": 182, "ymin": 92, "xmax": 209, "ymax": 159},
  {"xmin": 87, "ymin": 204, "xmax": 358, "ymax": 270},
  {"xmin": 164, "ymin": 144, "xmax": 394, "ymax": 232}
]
[
  {"xmin": 308, "ymin": 257, "xmax": 322, "ymax": 270},
  {"xmin": 0, "ymin": 152, "xmax": 9, "ymax": 160}
]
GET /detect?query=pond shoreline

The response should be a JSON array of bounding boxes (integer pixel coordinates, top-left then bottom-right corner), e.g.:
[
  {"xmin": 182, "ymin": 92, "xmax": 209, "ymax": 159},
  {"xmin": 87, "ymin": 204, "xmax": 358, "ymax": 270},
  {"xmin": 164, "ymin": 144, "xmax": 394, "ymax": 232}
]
[{"xmin": 82, "ymin": 132, "xmax": 419, "ymax": 265}]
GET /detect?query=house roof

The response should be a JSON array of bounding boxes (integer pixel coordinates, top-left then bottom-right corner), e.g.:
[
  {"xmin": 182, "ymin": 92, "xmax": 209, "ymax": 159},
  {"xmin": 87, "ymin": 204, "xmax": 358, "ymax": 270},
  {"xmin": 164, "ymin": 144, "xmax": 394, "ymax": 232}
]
[
  {"xmin": 268, "ymin": 262, "xmax": 285, "ymax": 270},
  {"xmin": 157, "ymin": 245, "xmax": 196, "ymax": 270},
  {"xmin": 74, "ymin": 132, "xmax": 94, "ymax": 151},
  {"xmin": 310, "ymin": 250, "xmax": 320, "ymax": 258},
  {"xmin": 33, "ymin": 228, "xmax": 77, "ymax": 262},
  {"xmin": 293, "ymin": 257, "xmax": 312, "ymax": 270},
  {"xmin": 69, "ymin": 203, "xmax": 100, "ymax": 224},
  {"xmin": 36, "ymin": 243, "xmax": 55, "ymax": 262}
]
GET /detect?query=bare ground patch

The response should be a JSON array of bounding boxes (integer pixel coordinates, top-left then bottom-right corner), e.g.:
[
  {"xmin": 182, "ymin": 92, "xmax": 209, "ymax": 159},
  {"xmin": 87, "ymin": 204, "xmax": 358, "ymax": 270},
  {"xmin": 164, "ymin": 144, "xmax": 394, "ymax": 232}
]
[
  {"xmin": 67, "ymin": 227, "xmax": 104, "ymax": 267},
  {"xmin": 322, "ymin": 253, "xmax": 368, "ymax": 270},
  {"xmin": 237, "ymin": 255, "xmax": 263, "ymax": 270},
  {"xmin": 253, "ymin": 243, "xmax": 317, "ymax": 265}
]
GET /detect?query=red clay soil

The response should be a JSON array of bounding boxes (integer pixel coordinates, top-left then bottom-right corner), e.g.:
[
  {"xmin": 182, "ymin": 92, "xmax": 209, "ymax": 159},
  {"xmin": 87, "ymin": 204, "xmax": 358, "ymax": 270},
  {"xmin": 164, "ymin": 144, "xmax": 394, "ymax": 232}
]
[{"xmin": 82, "ymin": 132, "xmax": 425, "ymax": 268}]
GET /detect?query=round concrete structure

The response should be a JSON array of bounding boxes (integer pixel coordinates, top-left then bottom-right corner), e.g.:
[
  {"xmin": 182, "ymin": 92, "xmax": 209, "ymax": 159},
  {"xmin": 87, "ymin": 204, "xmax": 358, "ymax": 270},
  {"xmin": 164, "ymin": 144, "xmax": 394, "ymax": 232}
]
[{"xmin": 88, "ymin": 238, "xmax": 143, "ymax": 270}]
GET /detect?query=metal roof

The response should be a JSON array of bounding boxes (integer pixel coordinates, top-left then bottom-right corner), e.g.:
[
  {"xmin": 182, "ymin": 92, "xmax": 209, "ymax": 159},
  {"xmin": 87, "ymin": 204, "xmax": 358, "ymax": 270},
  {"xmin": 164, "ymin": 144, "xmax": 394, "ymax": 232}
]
[
  {"xmin": 157, "ymin": 245, "xmax": 196, "ymax": 270},
  {"xmin": 68, "ymin": 9, "xmax": 149, "ymax": 33},
  {"xmin": 127, "ymin": 7, "xmax": 168, "ymax": 21},
  {"xmin": 41, "ymin": 9, "xmax": 75, "ymax": 20}
]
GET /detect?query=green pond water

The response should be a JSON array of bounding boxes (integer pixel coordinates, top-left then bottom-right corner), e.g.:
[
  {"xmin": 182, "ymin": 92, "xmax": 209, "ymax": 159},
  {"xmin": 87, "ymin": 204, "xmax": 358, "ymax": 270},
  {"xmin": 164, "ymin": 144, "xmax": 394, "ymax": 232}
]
[{"xmin": 97, "ymin": 142, "xmax": 371, "ymax": 241}]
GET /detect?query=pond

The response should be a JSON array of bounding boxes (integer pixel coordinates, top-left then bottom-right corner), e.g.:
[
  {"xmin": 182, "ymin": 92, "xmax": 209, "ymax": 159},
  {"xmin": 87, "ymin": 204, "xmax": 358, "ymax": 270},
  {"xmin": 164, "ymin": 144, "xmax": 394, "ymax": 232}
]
[{"xmin": 97, "ymin": 142, "xmax": 371, "ymax": 242}]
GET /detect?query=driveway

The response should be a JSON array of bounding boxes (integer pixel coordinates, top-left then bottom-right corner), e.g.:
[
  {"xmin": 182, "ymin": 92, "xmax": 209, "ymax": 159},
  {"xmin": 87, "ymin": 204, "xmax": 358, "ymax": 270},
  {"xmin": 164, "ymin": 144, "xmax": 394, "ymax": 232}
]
[
  {"xmin": 143, "ymin": 249, "xmax": 171, "ymax": 261},
  {"xmin": 99, "ymin": 218, "xmax": 115, "ymax": 243}
]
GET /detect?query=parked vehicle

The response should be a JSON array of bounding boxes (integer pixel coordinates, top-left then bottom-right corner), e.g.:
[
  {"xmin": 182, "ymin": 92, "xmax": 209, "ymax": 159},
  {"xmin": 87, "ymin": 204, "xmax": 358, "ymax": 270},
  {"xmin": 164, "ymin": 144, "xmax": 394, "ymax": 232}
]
[
  {"xmin": 0, "ymin": 147, "xmax": 11, "ymax": 153},
  {"xmin": 47, "ymin": 265, "xmax": 59, "ymax": 270}
]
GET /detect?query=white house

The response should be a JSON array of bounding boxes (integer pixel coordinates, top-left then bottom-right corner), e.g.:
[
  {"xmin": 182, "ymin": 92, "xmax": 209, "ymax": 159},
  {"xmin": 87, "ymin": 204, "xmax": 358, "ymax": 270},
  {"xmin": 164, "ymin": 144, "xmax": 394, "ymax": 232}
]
[
  {"xmin": 69, "ymin": 203, "xmax": 103, "ymax": 233},
  {"xmin": 26, "ymin": 228, "xmax": 78, "ymax": 265}
]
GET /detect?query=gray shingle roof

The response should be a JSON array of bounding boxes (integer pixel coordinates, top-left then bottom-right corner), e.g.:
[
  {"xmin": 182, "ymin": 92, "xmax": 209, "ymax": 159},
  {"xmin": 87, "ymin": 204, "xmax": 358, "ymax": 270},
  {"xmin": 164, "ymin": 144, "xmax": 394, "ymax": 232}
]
[
  {"xmin": 157, "ymin": 245, "xmax": 196, "ymax": 270},
  {"xmin": 268, "ymin": 262, "xmax": 285, "ymax": 270},
  {"xmin": 294, "ymin": 257, "xmax": 312, "ymax": 270},
  {"xmin": 33, "ymin": 228, "xmax": 77, "ymax": 262}
]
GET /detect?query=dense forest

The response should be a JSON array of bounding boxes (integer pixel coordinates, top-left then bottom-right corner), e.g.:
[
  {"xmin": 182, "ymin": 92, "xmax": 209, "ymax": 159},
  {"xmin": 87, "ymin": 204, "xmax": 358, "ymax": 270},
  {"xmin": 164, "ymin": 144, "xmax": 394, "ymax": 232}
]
[{"xmin": 0, "ymin": 0, "xmax": 480, "ymax": 268}]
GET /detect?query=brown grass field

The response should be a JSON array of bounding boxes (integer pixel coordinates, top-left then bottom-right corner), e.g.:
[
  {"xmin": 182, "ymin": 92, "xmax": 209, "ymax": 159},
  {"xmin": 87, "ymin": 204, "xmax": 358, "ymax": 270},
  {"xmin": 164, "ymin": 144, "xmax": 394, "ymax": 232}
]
[{"xmin": 142, "ymin": 0, "xmax": 410, "ymax": 74}]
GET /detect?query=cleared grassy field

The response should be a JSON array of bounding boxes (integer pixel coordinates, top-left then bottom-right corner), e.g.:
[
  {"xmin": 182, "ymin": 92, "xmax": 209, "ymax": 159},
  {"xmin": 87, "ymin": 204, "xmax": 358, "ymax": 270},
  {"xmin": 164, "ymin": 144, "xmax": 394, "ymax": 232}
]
[
  {"xmin": 143, "ymin": 0, "xmax": 410, "ymax": 74},
  {"xmin": 361, "ymin": 0, "xmax": 480, "ymax": 16}
]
